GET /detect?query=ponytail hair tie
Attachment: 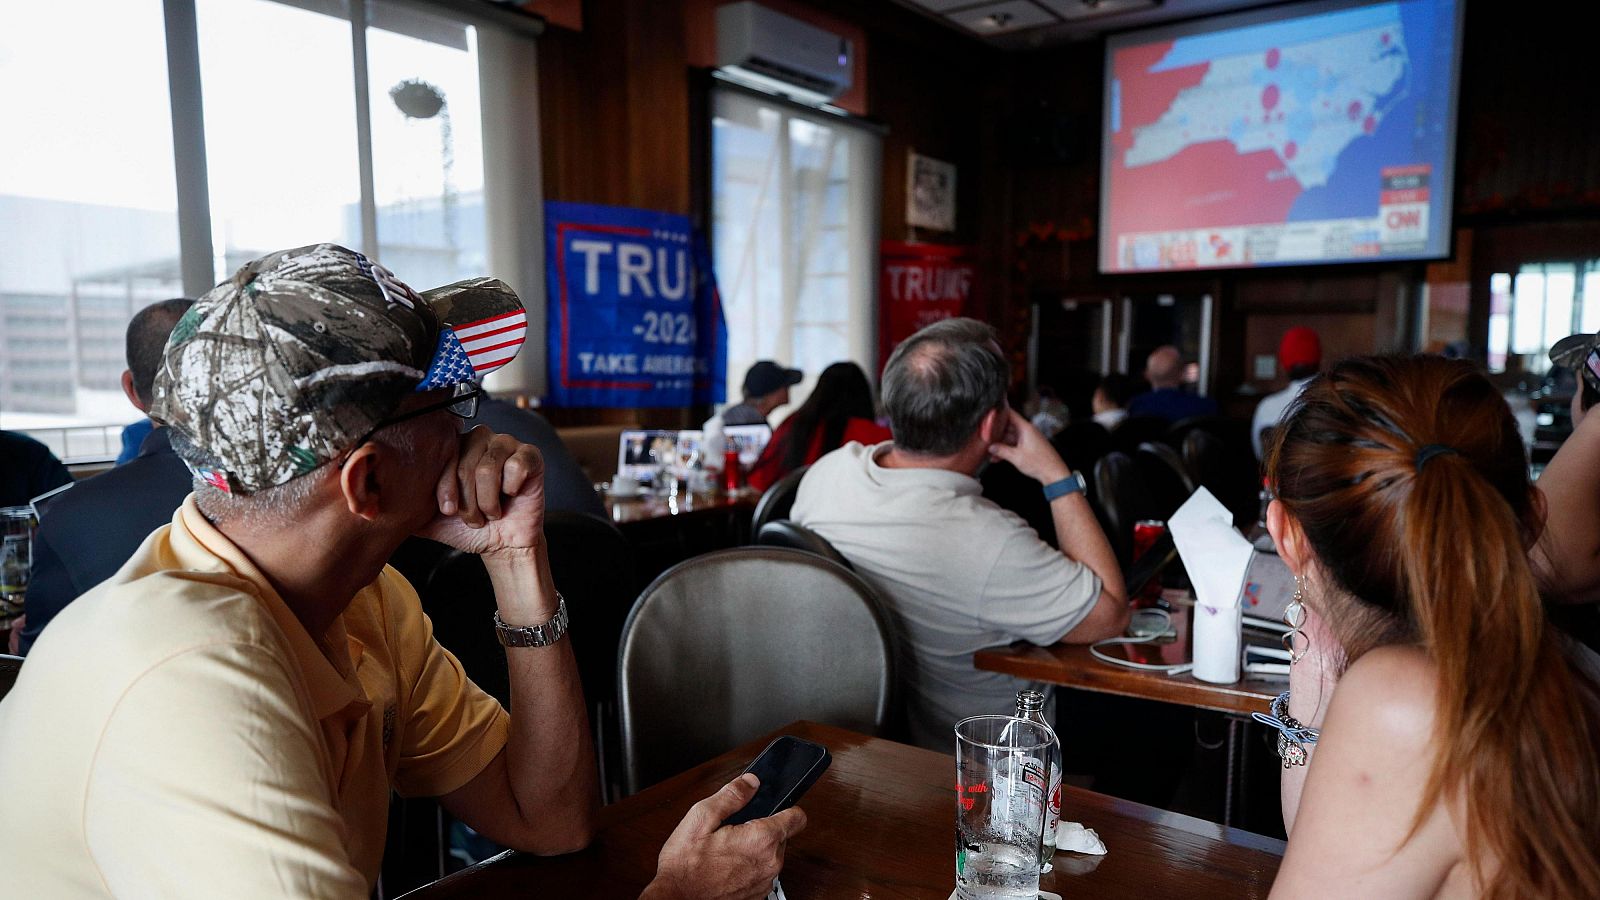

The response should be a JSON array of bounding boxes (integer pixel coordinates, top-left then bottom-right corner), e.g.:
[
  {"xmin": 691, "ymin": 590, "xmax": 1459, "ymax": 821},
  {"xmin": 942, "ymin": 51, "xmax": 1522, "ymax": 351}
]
[{"xmin": 1415, "ymin": 444, "xmax": 1459, "ymax": 469}]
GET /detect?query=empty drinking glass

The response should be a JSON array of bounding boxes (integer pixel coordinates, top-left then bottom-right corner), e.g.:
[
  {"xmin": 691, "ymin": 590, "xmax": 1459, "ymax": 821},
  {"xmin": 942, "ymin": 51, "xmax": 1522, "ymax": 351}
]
[{"xmin": 954, "ymin": 715, "xmax": 1054, "ymax": 899}]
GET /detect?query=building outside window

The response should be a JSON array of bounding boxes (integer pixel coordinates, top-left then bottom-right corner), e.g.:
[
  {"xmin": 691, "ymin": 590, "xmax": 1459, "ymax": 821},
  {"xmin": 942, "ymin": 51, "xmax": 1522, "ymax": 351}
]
[
  {"xmin": 0, "ymin": 0, "xmax": 534, "ymax": 461},
  {"xmin": 711, "ymin": 87, "xmax": 880, "ymax": 416},
  {"xmin": 1487, "ymin": 261, "xmax": 1600, "ymax": 375}
]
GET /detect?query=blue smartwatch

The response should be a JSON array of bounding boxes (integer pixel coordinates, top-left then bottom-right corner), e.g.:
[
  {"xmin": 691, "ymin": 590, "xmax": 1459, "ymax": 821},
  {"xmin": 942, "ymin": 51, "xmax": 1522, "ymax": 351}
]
[{"xmin": 1042, "ymin": 471, "xmax": 1088, "ymax": 502}]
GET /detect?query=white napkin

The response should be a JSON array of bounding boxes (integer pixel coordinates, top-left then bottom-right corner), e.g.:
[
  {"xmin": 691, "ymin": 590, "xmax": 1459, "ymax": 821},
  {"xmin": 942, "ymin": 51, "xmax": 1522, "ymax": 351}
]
[
  {"xmin": 766, "ymin": 877, "xmax": 786, "ymax": 900},
  {"xmin": 1054, "ymin": 820, "xmax": 1107, "ymax": 854},
  {"xmin": 1169, "ymin": 487, "xmax": 1254, "ymax": 683}
]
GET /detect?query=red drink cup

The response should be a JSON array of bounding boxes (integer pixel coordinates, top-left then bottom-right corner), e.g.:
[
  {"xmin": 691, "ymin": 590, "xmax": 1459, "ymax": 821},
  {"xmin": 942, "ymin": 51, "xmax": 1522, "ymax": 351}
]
[
  {"xmin": 1133, "ymin": 519, "xmax": 1166, "ymax": 561},
  {"xmin": 723, "ymin": 448, "xmax": 742, "ymax": 493},
  {"xmin": 1131, "ymin": 519, "xmax": 1167, "ymax": 608}
]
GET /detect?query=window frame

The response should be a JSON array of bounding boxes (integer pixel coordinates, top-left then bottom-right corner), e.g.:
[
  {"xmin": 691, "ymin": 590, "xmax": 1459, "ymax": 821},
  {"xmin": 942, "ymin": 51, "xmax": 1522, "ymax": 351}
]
[{"xmin": 708, "ymin": 80, "xmax": 883, "ymax": 416}]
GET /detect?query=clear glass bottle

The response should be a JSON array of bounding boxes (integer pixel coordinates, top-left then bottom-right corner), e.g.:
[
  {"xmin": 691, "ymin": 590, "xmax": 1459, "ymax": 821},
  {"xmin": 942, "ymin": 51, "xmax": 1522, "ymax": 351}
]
[{"xmin": 1014, "ymin": 689, "xmax": 1060, "ymax": 870}]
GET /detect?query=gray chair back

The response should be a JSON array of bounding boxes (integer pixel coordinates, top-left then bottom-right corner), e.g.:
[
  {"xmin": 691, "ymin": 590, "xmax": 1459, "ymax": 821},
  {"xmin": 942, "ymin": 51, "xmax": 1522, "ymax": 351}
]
[
  {"xmin": 750, "ymin": 464, "xmax": 809, "ymax": 536},
  {"xmin": 617, "ymin": 547, "xmax": 894, "ymax": 796},
  {"xmin": 0, "ymin": 653, "xmax": 21, "ymax": 702},
  {"xmin": 755, "ymin": 519, "xmax": 853, "ymax": 570}
]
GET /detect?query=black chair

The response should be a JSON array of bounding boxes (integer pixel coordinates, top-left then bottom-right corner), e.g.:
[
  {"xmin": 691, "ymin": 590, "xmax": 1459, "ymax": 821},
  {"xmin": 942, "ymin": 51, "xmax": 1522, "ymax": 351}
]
[
  {"xmin": 1170, "ymin": 414, "xmax": 1261, "ymax": 527},
  {"xmin": 617, "ymin": 548, "xmax": 896, "ymax": 795},
  {"xmin": 1184, "ymin": 429, "xmax": 1260, "ymax": 528},
  {"xmin": 421, "ymin": 511, "xmax": 636, "ymax": 712},
  {"xmin": 1137, "ymin": 441, "xmax": 1197, "ymax": 495},
  {"xmin": 1051, "ymin": 420, "xmax": 1114, "ymax": 480},
  {"xmin": 1183, "ymin": 429, "xmax": 1230, "ymax": 497},
  {"xmin": 1111, "ymin": 415, "xmax": 1170, "ymax": 455},
  {"xmin": 0, "ymin": 653, "xmax": 20, "ymax": 702},
  {"xmin": 1093, "ymin": 452, "xmax": 1155, "ymax": 568},
  {"xmin": 1134, "ymin": 442, "xmax": 1195, "ymax": 521},
  {"xmin": 756, "ymin": 519, "xmax": 854, "ymax": 570},
  {"xmin": 750, "ymin": 464, "xmax": 809, "ymax": 537},
  {"xmin": 980, "ymin": 460, "xmax": 1056, "ymax": 548},
  {"xmin": 1168, "ymin": 415, "xmax": 1231, "ymax": 448}
]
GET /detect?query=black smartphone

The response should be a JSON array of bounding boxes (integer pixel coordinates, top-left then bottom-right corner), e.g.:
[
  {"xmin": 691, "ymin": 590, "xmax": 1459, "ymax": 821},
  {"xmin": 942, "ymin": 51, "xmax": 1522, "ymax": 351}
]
[{"xmin": 721, "ymin": 736, "xmax": 831, "ymax": 827}]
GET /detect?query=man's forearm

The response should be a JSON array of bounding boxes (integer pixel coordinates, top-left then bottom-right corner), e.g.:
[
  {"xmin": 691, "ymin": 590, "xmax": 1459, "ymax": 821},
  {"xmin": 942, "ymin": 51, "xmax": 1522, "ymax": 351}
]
[
  {"xmin": 484, "ymin": 547, "xmax": 599, "ymax": 843},
  {"xmin": 1049, "ymin": 492, "xmax": 1126, "ymax": 604},
  {"xmin": 1532, "ymin": 410, "xmax": 1600, "ymax": 601}
]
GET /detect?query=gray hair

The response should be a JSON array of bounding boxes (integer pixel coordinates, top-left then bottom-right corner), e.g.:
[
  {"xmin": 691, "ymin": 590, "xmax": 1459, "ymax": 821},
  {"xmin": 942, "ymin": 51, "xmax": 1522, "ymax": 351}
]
[
  {"xmin": 190, "ymin": 417, "xmax": 428, "ymax": 529},
  {"xmin": 881, "ymin": 317, "xmax": 1009, "ymax": 456}
]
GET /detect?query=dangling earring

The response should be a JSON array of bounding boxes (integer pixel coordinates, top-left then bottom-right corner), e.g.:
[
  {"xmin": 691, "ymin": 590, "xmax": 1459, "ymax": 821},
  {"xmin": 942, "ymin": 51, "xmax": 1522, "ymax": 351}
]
[{"xmin": 1282, "ymin": 575, "xmax": 1311, "ymax": 664}]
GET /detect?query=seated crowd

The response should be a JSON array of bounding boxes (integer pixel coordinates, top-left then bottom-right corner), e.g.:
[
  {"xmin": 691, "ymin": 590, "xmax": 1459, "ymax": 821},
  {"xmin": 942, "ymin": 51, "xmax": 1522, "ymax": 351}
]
[{"xmin": 1, "ymin": 244, "xmax": 1597, "ymax": 898}]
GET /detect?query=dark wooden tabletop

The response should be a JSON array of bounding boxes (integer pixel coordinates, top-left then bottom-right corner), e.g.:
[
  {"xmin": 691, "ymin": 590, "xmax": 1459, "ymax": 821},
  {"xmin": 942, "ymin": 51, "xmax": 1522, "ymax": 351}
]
[
  {"xmin": 973, "ymin": 606, "xmax": 1280, "ymax": 716},
  {"xmin": 603, "ymin": 487, "xmax": 757, "ymax": 524},
  {"xmin": 402, "ymin": 721, "xmax": 1285, "ymax": 899}
]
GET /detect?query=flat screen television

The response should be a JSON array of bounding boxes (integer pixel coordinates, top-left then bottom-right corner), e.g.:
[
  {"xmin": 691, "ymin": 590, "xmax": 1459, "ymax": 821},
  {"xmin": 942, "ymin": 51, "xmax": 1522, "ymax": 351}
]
[{"xmin": 1100, "ymin": 0, "xmax": 1465, "ymax": 273}]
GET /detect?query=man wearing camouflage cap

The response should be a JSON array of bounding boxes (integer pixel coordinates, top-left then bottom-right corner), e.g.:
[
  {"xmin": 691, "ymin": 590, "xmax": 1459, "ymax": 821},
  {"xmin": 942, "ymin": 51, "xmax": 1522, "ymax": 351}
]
[
  {"xmin": 0, "ymin": 245, "xmax": 804, "ymax": 899},
  {"xmin": 1532, "ymin": 331, "xmax": 1600, "ymax": 607}
]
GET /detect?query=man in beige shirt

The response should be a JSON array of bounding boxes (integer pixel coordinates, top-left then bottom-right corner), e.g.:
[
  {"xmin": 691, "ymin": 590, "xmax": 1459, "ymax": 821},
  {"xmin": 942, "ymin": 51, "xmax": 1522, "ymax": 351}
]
[
  {"xmin": 793, "ymin": 317, "xmax": 1129, "ymax": 750},
  {"xmin": 0, "ymin": 244, "xmax": 801, "ymax": 899}
]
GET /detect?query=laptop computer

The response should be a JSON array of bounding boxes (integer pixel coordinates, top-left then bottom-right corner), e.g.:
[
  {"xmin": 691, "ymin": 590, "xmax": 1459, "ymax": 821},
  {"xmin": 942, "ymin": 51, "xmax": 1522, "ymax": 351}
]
[
  {"xmin": 1239, "ymin": 547, "xmax": 1295, "ymax": 632},
  {"xmin": 616, "ymin": 430, "xmax": 679, "ymax": 484},
  {"xmin": 724, "ymin": 423, "xmax": 773, "ymax": 467}
]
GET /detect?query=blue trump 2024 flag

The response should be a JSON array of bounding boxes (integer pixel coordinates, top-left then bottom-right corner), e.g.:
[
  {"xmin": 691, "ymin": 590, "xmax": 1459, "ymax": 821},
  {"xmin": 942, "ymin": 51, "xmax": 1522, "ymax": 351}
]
[{"xmin": 545, "ymin": 201, "xmax": 726, "ymax": 408}]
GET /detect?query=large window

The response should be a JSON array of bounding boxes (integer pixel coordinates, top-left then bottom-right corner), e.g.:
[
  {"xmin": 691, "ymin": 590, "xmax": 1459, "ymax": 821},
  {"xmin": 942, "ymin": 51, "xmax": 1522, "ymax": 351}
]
[
  {"xmin": 0, "ymin": 0, "xmax": 534, "ymax": 459},
  {"xmin": 1488, "ymin": 261, "xmax": 1600, "ymax": 375},
  {"xmin": 711, "ymin": 88, "xmax": 880, "ymax": 414},
  {"xmin": 0, "ymin": 0, "xmax": 182, "ymax": 444}
]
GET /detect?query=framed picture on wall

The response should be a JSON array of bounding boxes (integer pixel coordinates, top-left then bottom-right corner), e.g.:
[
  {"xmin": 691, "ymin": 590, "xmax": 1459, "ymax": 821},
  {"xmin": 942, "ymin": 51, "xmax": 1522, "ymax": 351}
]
[{"xmin": 907, "ymin": 151, "xmax": 956, "ymax": 232}]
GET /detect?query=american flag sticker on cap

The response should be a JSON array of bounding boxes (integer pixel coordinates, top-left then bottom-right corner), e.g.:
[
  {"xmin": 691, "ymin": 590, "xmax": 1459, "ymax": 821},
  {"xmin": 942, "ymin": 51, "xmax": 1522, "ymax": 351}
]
[
  {"xmin": 455, "ymin": 309, "xmax": 527, "ymax": 373},
  {"xmin": 418, "ymin": 308, "xmax": 528, "ymax": 389}
]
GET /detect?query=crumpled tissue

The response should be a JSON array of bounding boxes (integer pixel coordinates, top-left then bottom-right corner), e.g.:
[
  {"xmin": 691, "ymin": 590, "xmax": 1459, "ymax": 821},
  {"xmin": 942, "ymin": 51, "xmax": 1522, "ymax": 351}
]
[{"xmin": 1055, "ymin": 820, "xmax": 1107, "ymax": 854}]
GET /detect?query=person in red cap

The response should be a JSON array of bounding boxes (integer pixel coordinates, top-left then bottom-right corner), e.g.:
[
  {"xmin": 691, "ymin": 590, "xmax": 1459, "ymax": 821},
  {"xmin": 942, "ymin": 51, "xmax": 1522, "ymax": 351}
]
[{"xmin": 1253, "ymin": 326, "xmax": 1322, "ymax": 458}]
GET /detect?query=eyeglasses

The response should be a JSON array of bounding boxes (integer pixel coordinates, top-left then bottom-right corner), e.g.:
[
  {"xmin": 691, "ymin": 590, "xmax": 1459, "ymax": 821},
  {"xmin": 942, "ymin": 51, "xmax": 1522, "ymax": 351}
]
[
  {"xmin": 380, "ymin": 381, "xmax": 482, "ymax": 426},
  {"xmin": 341, "ymin": 382, "xmax": 482, "ymax": 465}
]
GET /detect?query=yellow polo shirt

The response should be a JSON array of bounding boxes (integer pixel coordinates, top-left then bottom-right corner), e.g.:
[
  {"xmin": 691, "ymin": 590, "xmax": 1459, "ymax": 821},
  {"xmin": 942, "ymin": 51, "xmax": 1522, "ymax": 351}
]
[{"xmin": 0, "ymin": 496, "xmax": 509, "ymax": 897}]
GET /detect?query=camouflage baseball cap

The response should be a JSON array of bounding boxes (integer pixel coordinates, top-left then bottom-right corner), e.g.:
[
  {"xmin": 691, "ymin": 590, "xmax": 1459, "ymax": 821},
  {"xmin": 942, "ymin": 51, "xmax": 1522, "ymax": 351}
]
[{"xmin": 151, "ymin": 243, "xmax": 527, "ymax": 495}]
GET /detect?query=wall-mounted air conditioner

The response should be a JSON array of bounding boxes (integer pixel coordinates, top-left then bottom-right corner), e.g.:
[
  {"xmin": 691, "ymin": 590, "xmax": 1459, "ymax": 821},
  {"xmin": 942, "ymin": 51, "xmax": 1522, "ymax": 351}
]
[{"xmin": 715, "ymin": 1, "xmax": 853, "ymax": 108}]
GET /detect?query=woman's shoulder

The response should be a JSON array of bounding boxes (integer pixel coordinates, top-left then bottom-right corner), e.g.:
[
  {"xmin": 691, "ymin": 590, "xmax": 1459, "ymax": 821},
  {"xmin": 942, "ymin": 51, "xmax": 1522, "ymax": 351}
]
[{"xmin": 1328, "ymin": 645, "xmax": 1438, "ymax": 748}]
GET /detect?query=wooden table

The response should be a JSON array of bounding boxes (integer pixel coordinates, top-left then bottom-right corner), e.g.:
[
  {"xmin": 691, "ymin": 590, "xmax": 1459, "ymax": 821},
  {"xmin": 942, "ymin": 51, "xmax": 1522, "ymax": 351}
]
[
  {"xmin": 973, "ymin": 644, "xmax": 1278, "ymax": 717},
  {"xmin": 974, "ymin": 606, "xmax": 1281, "ymax": 827},
  {"xmin": 602, "ymin": 488, "xmax": 757, "ymax": 583},
  {"xmin": 974, "ymin": 602, "xmax": 1279, "ymax": 716},
  {"xmin": 603, "ymin": 487, "xmax": 757, "ymax": 526},
  {"xmin": 402, "ymin": 721, "xmax": 1285, "ymax": 899}
]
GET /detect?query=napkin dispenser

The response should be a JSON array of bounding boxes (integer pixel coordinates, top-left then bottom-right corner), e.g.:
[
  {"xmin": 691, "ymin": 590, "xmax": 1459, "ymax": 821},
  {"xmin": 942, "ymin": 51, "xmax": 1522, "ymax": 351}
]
[{"xmin": 1168, "ymin": 488, "xmax": 1254, "ymax": 684}]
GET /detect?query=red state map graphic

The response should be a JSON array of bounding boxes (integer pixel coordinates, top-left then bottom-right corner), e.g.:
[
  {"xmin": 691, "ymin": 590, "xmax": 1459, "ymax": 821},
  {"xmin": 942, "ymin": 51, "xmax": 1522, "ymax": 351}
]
[{"xmin": 1108, "ymin": 42, "xmax": 1303, "ymax": 240}]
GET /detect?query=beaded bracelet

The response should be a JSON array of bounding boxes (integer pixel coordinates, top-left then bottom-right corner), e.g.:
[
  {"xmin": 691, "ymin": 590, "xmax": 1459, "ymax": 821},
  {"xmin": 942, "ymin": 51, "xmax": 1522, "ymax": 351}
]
[{"xmin": 1251, "ymin": 690, "xmax": 1321, "ymax": 768}]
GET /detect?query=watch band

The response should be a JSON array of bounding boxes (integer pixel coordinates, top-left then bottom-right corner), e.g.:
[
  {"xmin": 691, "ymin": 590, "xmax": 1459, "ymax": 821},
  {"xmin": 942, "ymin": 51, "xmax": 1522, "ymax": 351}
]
[
  {"xmin": 494, "ymin": 593, "xmax": 569, "ymax": 648},
  {"xmin": 1042, "ymin": 471, "xmax": 1087, "ymax": 502}
]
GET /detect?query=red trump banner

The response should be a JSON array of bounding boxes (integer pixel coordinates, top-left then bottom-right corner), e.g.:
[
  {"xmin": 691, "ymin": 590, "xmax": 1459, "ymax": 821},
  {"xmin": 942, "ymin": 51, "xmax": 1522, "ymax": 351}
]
[{"xmin": 879, "ymin": 241, "xmax": 976, "ymax": 370}]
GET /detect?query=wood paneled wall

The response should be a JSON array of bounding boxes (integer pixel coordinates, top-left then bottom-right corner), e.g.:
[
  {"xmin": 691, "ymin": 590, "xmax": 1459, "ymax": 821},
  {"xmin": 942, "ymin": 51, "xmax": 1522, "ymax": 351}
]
[
  {"xmin": 531, "ymin": 0, "xmax": 1002, "ymax": 424},
  {"xmin": 535, "ymin": 0, "xmax": 694, "ymax": 426}
]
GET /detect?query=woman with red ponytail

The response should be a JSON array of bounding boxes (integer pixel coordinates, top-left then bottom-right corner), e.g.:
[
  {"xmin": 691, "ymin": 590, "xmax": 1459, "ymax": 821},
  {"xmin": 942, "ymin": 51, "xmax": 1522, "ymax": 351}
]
[{"xmin": 1264, "ymin": 355, "xmax": 1600, "ymax": 898}]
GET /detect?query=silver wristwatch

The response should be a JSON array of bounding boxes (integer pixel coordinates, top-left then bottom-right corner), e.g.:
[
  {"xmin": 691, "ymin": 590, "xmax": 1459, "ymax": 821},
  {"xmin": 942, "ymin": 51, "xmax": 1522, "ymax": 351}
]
[{"xmin": 493, "ymin": 593, "xmax": 569, "ymax": 648}]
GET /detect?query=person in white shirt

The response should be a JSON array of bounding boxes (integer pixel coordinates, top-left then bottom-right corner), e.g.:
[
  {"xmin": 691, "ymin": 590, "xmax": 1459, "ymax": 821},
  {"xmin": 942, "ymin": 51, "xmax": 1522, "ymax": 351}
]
[
  {"xmin": 792, "ymin": 318, "xmax": 1129, "ymax": 750},
  {"xmin": 1091, "ymin": 373, "xmax": 1138, "ymax": 431},
  {"xmin": 1252, "ymin": 327, "xmax": 1322, "ymax": 459},
  {"xmin": 703, "ymin": 360, "xmax": 802, "ymax": 471}
]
